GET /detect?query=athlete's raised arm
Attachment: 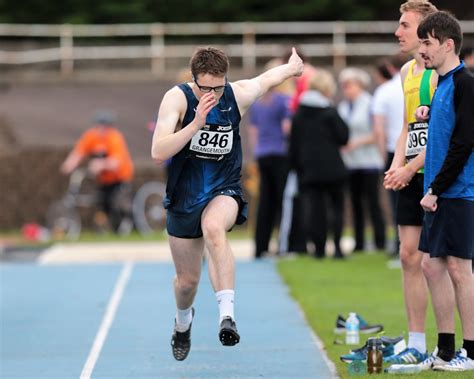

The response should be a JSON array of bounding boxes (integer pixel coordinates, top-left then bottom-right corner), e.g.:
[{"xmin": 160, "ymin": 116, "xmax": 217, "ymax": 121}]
[{"xmin": 231, "ymin": 47, "xmax": 304, "ymax": 115}]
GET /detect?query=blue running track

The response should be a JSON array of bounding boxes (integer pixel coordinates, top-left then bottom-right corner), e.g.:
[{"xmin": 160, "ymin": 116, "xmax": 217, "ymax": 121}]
[{"xmin": 1, "ymin": 260, "xmax": 335, "ymax": 378}]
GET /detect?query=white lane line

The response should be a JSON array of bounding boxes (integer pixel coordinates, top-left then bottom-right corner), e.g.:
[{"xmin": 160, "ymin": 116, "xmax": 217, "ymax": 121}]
[{"xmin": 80, "ymin": 262, "xmax": 133, "ymax": 379}]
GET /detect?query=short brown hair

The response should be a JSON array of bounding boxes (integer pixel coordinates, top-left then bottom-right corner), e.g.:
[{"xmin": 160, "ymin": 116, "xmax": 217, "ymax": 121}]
[
  {"xmin": 400, "ymin": 0, "xmax": 437, "ymax": 19},
  {"xmin": 190, "ymin": 47, "xmax": 229, "ymax": 78},
  {"xmin": 418, "ymin": 11, "xmax": 463, "ymax": 55}
]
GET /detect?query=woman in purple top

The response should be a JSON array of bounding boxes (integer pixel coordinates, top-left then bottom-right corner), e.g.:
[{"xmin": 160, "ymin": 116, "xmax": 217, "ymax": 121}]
[{"xmin": 248, "ymin": 85, "xmax": 291, "ymax": 258}]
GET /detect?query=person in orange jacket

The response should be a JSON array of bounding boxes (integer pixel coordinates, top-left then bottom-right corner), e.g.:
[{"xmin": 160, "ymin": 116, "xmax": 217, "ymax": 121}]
[{"xmin": 61, "ymin": 110, "xmax": 134, "ymax": 233}]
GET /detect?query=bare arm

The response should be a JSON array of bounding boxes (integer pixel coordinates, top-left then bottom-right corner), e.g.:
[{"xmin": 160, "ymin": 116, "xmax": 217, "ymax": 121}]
[
  {"xmin": 405, "ymin": 149, "xmax": 425, "ymax": 173},
  {"xmin": 388, "ymin": 61, "xmax": 410, "ymax": 171},
  {"xmin": 392, "ymin": 123, "xmax": 426, "ymax": 175},
  {"xmin": 384, "ymin": 118, "xmax": 419, "ymax": 190},
  {"xmin": 384, "ymin": 62, "xmax": 412, "ymax": 189},
  {"xmin": 61, "ymin": 151, "xmax": 83, "ymax": 175},
  {"xmin": 384, "ymin": 61, "xmax": 428, "ymax": 190},
  {"xmin": 388, "ymin": 66, "xmax": 437, "ymax": 177},
  {"xmin": 151, "ymin": 87, "xmax": 216, "ymax": 164},
  {"xmin": 373, "ymin": 114, "xmax": 387, "ymax": 161},
  {"xmin": 231, "ymin": 47, "xmax": 304, "ymax": 116},
  {"xmin": 389, "ymin": 118, "xmax": 408, "ymax": 167}
]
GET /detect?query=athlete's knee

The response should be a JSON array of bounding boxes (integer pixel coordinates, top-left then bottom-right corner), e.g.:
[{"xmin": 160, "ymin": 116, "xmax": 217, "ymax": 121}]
[
  {"xmin": 201, "ymin": 217, "xmax": 226, "ymax": 242},
  {"xmin": 175, "ymin": 275, "xmax": 199, "ymax": 295},
  {"xmin": 421, "ymin": 256, "xmax": 443, "ymax": 281},
  {"xmin": 446, "ymin": 259, "xmax": 469, "ymax": 288},
  {"xmin": 400, "ymin": 245, "xmax": 422, "ymax": 271}
]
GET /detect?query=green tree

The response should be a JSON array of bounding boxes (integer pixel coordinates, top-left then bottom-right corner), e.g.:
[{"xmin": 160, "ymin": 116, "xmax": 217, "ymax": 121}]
[{"xmin": 0, "ymin": 0, "xmax": 472, "ymax": 23}]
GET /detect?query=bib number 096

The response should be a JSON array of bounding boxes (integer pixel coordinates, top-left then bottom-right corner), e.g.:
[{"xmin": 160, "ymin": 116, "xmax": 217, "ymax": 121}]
[{"xmin": 407, "ymin": 130, "xmax": 427, "ymax": 149}]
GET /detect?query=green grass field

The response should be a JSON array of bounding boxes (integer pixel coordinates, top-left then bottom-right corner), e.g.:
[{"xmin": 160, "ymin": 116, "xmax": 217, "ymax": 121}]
[{"xmin": 277, "ymin": 253, "xmax": 470, "ymax": 379}]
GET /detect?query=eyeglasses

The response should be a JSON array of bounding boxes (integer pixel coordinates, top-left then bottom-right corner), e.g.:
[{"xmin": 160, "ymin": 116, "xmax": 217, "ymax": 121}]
[{"xmin": 193, "ymin": 76, "xmax": 227, "ymax": 93}]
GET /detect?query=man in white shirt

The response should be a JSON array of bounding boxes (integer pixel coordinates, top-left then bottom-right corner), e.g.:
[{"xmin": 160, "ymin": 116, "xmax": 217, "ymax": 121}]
[{"xmin": 372, "ymin": 55, "xmax": 406, "ymax": 255}]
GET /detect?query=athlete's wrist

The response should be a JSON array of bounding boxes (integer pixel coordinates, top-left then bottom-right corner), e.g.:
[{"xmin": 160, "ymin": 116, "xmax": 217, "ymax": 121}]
[
  {"xmin": 404, "ymin": 164, "xmax": 417, "ymax": 177},
  {"xmin": 191, "ymin": 118, "xmax": 205, "ymax": 131},
  {"xmin": 427, "ymin": 187, "xmax": 438, "ymax": 197}
]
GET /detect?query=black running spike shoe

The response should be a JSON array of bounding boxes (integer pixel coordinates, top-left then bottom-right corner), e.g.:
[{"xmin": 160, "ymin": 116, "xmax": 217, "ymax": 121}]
[
  {"xmin": 219, "ymin": 316, "xmax": 240, "ymax": 346},
  {"xmin": 171, "ymin": 308, "xmax": 195, "ymax": 361}
]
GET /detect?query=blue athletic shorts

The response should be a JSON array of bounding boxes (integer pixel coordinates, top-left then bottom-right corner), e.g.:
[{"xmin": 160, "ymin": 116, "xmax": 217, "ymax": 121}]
[
  {"xmin": 166, "ymin": 189, "xmax": 248, "ymax": 239},
  {"xmin": 419, "ymin": 198, "xmax": 474, "ymax": 260}
]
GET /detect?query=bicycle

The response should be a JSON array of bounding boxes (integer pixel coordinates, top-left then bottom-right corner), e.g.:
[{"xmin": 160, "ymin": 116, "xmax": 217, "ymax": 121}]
[{"xmin": 46, "ymin": 168, "xmax": 167, "ymax": 239}]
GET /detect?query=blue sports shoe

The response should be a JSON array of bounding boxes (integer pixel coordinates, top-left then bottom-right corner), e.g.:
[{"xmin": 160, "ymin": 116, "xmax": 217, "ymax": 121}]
[
  {"xmin": 384, "ymin": 347, "xmax": 428, "ymax": 364},
  {"xmin": 340, "ymin": 336, "xmax": 405, "ymax": 363},
  {"xmin": 334, "ymin": 314, "xmax": 384, "ymax": 334}
]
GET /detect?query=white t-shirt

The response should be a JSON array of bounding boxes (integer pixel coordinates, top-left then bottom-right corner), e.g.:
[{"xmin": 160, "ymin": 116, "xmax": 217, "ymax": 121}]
[
  {"xmin": 338, "ymin": 91, "xmax": 384, "ymax": 170},
  {"xmin": 371, "ymin": 74, "xmax": 404, "ymax": 153}
]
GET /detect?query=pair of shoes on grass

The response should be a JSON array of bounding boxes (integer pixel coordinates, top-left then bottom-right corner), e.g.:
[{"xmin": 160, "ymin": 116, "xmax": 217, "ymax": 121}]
[
  {"xmin": 386, "ymin": 347, "xmax": 474, "ymax": 373},
  {"xmin": 340, "ymin": 335, "xmax": 405, "ymax": 363},
  {"xmin": 171, "ymin": 309, "xmax": 240, "ymax": 361}
]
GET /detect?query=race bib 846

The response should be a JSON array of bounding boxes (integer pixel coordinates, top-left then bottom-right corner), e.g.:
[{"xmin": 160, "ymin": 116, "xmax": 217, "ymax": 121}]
[{"xmin": 189, "ymin": 124, "xmax": 233, "ymax": 161}]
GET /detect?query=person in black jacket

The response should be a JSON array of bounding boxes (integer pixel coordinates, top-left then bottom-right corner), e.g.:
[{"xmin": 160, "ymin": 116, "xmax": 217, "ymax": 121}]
[{"xmin": 289, "ymin": 69, "xmax": 349, "ymax": 258}]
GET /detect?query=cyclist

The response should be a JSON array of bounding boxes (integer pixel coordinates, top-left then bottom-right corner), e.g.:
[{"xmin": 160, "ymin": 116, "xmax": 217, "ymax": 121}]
[{"xmin": 60, "ymin": 110, "xmax": 134, "ymax": 234}]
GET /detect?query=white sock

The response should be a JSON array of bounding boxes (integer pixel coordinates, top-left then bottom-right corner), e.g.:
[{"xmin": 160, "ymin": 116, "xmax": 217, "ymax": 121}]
[
  {"xmin": 216, "ymin": 289, "xmax": 235, "ymax": 324},
  {"xmin": 408, "ymin": 332, "xmax": 426, "ymax": 353},
  {"xmin": 175, "ymin": 306, "xmax": 193, "ymax": 332}
]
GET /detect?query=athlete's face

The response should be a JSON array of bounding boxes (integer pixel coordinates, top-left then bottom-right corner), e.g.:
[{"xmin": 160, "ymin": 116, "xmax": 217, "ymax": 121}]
[
  {"xmin": 395, "ymin": 11, "xmax": 422, "ymax": 55},
  {"xmin": 193, "ymin": 73, "xmax": 227, "ymax": 102},
  {"xmin": 419, "ymin": 34, "xmax": 449, "ymax": 70}
]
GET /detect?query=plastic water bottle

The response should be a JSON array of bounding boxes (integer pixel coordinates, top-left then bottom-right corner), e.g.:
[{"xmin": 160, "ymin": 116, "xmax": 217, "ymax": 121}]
[{"xmin": 345, "ymin": 312, "xmax": 360, "ymax": 345}]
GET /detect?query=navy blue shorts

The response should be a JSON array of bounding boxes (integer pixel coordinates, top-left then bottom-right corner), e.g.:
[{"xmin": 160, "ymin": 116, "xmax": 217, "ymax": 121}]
[
  {"xmin": 419, "ymin": 198, "xmax": 474, "ymax": 260},
  {"xmin": 166, "ymin": 189, "xmax": 248, "ymax": 239}
]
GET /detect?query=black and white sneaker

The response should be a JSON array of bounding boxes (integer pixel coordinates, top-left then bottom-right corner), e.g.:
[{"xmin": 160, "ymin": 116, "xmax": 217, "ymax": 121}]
[
  {"xmin": 171, "ymin": 308, "xmax": 195, "ymax": 361},
  {"xmin": 219, "ymin": 316, "xmax": 240, "ymax": 346}
]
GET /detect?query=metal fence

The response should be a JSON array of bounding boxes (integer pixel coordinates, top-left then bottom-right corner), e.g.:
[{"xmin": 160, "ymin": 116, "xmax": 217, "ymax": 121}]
[{"xmin": 1, "ymin": 21, "xmax": 474, "ymax": 76}]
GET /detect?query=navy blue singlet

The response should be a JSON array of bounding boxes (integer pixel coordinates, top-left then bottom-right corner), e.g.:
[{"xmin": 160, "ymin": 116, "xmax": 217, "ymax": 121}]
[{"xmin": 164, "ymin": 83, "xmax": 244, "ymax": 214}]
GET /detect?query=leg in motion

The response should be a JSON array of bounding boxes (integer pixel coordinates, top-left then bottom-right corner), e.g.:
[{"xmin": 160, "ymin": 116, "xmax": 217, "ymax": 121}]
[
  {"xmin": 169, "ymin": 236, "xmax": 205, "ymax": 361},
  {"xmin": 201, "ymin": 195, "xmax": 241, "ymax": 346}
]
